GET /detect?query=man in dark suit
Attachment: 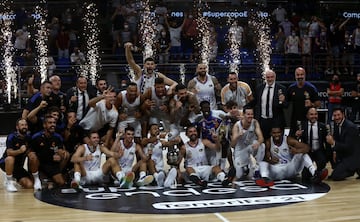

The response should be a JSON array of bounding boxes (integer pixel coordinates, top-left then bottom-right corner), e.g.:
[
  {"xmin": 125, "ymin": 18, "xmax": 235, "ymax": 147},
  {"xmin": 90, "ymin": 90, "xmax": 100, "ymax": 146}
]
[
  {"xmin": 253, "ymin": 69, "xmax": 287, "ymax": 140},
  {"xmin": 66, "ymin": 76, "xmax": 96, "ymax": 121},
  {"xmin": 291, "ymin": 107, "xmax": 330, "ymax": 179},
  {"xmin": 326, "ymin": 107, "xmax": 360, "ymax": 180}
]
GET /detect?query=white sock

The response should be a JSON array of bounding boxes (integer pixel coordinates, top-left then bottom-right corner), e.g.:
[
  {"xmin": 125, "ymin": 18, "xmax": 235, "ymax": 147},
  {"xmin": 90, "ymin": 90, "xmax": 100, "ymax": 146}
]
[
  {"xmin": 116, "ymin": 171, "xmax": 125, "ymax": 181},
  {"xmin": 139, "ymin": 171, "xmax": 146, "ymax": 179},
  {"xmin": 154, "ymin": 172, "xmax": 158, "ymax": 180},
  {"xmin": 32, "ymin": 171, "xmax": 40, "ymax": 180},
  {"xmin": 217, "ymin": 172, "xmax": 226, "ymax": 181},
  {"xmin": 6, "ymin": 175, "xmax": 13, "ymax": 181},
  {"xmin": 74, "ymin": 172, "xmax": 81, "ymax": 182}
]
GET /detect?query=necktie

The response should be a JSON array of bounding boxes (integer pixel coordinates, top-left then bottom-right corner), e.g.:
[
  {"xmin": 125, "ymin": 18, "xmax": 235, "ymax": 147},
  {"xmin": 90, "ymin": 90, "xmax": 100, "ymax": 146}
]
[
  {"xmin": 309, "ymin": 123, "xmax": 313, "ymax": 149},
  {"xmin": 266, "ymin": 86, "xmax": 271, "ymax": 117},
  {"xmin": 82, "ymin": 92, "xmax": 86, "ymax": 118}
]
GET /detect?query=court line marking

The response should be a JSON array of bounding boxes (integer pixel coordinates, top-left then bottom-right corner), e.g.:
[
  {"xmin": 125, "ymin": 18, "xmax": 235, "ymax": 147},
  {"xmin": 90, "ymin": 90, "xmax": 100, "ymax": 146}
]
[{"xmin": 214, "ymin": 212, "xmax": 230, "ymax": 222}]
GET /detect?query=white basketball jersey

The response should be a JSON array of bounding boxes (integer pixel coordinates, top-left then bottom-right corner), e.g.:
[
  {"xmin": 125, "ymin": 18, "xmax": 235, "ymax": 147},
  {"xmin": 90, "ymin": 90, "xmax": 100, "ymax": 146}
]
[
  {"xmin": 184, "ymin": 140, "xmax": 208, "ymax": 168},
  {"xmin": 270, "ymin": 135, "xmax": 292, "ymax": 164},
  {"xmin": 120, "ymin": 90, "xmax": 141, "ymax": 117},
  {"xmin": 118, "ymin": 140, "xmax": 136, "ymax": 170},
  {"xmin": 83, "ymin": 144, "xmax": 102, "ymax": 171},
  {"xmin": 234, "ymin": 119, "xmax": 257, "ymax": 149},
  {"xmin": 144, "ymin": 140, "xmax": 164, "ymax": 169},
  {"xmin": 193, "ymin": 75, "xmax": 217, "ymax": 110}
]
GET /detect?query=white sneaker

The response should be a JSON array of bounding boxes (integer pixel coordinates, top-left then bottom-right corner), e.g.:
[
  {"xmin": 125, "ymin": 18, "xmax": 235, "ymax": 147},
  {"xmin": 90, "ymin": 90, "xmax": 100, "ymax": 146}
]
[
  {"xmin": 155, "ymin": 171, "xmax": 165, "ymax": 187},
  {"xmin": 164, "ymin": 168, "xmax": 177, "ymax": 188},
  {"xmin": 135, "ymin": 175, "xmax": 154, "ymax": 187},
  {"xmin": 33, "ymin": 179, "xmax": 42, "ymax": 191},
  {"xmin": 6, "ymin": 180, "xmax": 18, "ymax": 192}
]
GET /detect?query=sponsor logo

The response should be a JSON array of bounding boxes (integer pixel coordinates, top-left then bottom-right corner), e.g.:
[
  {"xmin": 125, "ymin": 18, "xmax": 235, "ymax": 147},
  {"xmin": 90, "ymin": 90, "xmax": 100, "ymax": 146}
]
[{"xmin": 35, "ymin": 180, "xmax": 330, "ymax": 214}]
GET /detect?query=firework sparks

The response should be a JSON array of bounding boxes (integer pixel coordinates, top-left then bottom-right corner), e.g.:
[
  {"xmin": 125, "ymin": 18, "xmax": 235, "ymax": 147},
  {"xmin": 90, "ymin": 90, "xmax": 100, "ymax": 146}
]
[
  {"xmin": 127, "ymin": 65, "xmax": 136, "ymax": 83},
  {"xmin": 1, "ymin": 0, "xmax": 17, "ymax": 103},
  {"xmin": 34, "ymin": 0, "xmax": 49, "ymax": 83},
  {"xmin": 179, "ymin": 63, "xmax": 186, "ymax": 84},
  {"xmin": 83, "ymin": 2, "xmax": 101, "ymax": 85},
  {"xmin": 248, "ymin": 9, "xmax": 272, "ymax": 79},
  {"xmin": 227, "ymin": 19, "xmax": 242, "ymax": 74},
  {"xmin": 195, "ymin": 1, "xmax": 211, "ymax": 66},
  {"xmin": 139, "ymin": 0, "xmax": 156, "ymax": 60}
]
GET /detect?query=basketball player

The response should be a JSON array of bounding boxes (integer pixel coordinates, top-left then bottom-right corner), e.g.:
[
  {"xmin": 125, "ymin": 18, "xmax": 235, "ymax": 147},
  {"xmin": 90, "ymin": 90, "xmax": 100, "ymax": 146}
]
[
  {"xmin": 70, "ymin": 132, "xmax": 127, "ymax": 188},
  {"xmin": 177, "ymin": 126, "xmax": 232, "ymax": 187},
  {"xmin": 187, "ymin": 63, "xmax": 221, "ymax": 110},
  {"xmin": 231, "ymin": 106, "xmax": 265, "ymax": 180},
  {"xmin": 0, "ymin": 119, "xmax": 42, "ymax": 192},
  {"xmin": 111, "ymin": 127, "xmax": 154, "ymax": 187},
  {"xmin": 141, "ymin": 120, "xmax": 180, "ymax": 187},
  {"xmin": 124, "ymin": 42, "xmax": 177, "ymax": 94},
  {"xmin": 256, "ymin": 126, "xmax": 328, "ymax": 187}
]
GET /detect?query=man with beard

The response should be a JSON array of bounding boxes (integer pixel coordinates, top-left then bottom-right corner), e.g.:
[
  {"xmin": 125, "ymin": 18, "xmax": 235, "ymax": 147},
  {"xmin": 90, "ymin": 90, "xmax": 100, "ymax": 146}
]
[
  {"xmin": 22, "ymin": 81, "xmax": 59, "ymax": 133},
  {"xmin": 70, "ymin": 132, "xmax": 125, "ymax": 188},
  {"xmin": 79, "ymin": 87, "xmax": 118, "ymax": 148},
  {"xmin": 31, "ymin": 116, "xmax": 70, "ymax": 187},
  {"xmin": 292, "ymin": 107, "xmax": 330, "ymax": 180},
  {"xmin": 177, "ymin": 125, "xmax": 232, "ymax": 187},
  {"xmin": 256, "ymin": 126, "xmax": 328, "ymax": 187},
  {"xmin": 326, "ymin": 108, "xmax": 360, "ymax": 180},
  {"xmin": 124, "ymin": 42, "xmax": 177, "ymax": 94},
  {"xmin": 196, "ymin": 100, "xmax": 227, "ymax": 169},
  {"xmin": 231, "ymin": 106, "xmax": 265, "ymax": 180},
  {"xmin": 115, "ymin": 82, "xmax": 144, "ymax": 142},
  {"xmin": 221, "ymin": 71, "xmax": 253, "ymax": 110},
  {"xmin": 169, "ymin": 83, "xmax": 200, "ymax": 138},
  {"xmin": 0, "ymin": 119, "xmax": 42, "ymax": 192},
  {"xmin": 286, "ymin": 67, "xmax": 321, "ymax": 131},
  {"xmin": 187, "ymin": 63, "xmax": 222, "ymax": 110},
  {"xmin": 141, "ymin": 77, "xmax": 174, "ymax": 138}
]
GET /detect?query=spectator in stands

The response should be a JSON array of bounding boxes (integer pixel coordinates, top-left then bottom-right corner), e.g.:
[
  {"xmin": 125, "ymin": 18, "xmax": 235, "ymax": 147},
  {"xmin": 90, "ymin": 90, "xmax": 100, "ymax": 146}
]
[
  {"xmin": 111, "ymin": 6, "xmax": 125, "ymax": 54},
  {"xmin": 70, "ymin": 47, "xmax": 86, "ymax": 68},
  {"xmin": 350, "ymin": 73, "xmax": 360, "ymax": 122},
  {"xmin": 301, "ymin": 31, "xmax": 312, "ymax": 72},
  {"xmin": 284, "ymin": 30, "xmax": 301, "ymax": 75},
  {"xmin": 327, "ymin": 74, "xmax": 344, "ymax": 123},
  {"xmin": 279, "ymin": 17, "xmax": 293, "ymax": 37},
  {"xmin": 164, "ymin": 14, "xmax": 185, "ymax": 61},
  {"xmin": 14, "ymin": 25, "xmax": 29, "ymax": 56},
  {"xmin": 56, "ymin": 25, "xmax": 70, "ymax": 60},
  {"xmin": 181, "ymin": 10, "xmax": 198, "ymax": 60},
  {"xmin": 122, "ymin": 0, "xmax": 138, "ymax": 34},
  {"xmin": 342, "ymin": 31, "xmax": 354, "ymax": 75},
  {"xmin": 298, "ymin": 16, "xmax": 309, "ymax": 38},
  {"xmin": 271, "ymin": 4, "xmax": 287, "ymax": 23},
  {"xmin": 156, "ymin": 28, "xmax": 171, "ymax": 64},
  {"xmin": 274, "ymin": 26, "xmax": 286, "ymax": 54}
]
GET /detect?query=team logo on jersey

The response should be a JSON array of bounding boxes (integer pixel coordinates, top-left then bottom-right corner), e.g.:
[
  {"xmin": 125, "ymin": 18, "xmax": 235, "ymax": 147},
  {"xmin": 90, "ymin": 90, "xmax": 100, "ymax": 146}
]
[{"xmin": 35, "ymin": 179, "xmax": 330, "ymax": 214}]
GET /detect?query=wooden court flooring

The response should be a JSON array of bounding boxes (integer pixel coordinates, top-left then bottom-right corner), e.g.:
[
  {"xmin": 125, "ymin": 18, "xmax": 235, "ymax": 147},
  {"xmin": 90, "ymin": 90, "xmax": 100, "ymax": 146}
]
[{"xmin": 0, "ymin": 171, "xmax": 359, "ymax": 222}]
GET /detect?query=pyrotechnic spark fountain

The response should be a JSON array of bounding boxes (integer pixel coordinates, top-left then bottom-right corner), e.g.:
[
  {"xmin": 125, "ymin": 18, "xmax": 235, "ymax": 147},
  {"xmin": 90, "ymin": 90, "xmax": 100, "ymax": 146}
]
[
  {"xmin": 34, "ymin": 1, "xmax": 49, "ymax": 83},
  {"xmin": 179, "ymin": 63, "xmax": 186, "ymax": 84},
  {"xmin": 83, "ymin": 2, "xmax": 101, "ymax": 85},
  {"xmin": 139, "ymin": 0, "xmax": 156, "ymax": 60},
  {"xmin": 248, "ymin": 9, "xmax": 272, "ymax": 79},
  {"xmin": 227, "ymin": 19, "xmax": 242, "ymax": 74},
  {"xmin": 1, "ymin": 0, "xmax": 17, "ymax": 103},
  {"xmin": 195, "ymin": 1, "xmax": 211, "ymax": 66}
]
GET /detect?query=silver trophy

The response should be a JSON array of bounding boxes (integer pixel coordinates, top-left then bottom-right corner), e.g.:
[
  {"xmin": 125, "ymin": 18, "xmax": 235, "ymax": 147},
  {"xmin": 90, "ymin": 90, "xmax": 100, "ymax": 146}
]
[
  {"xmin": 278, "ymin": 89, "xmax": 283, "ymax": 104},
  {"xmin": 167, "ymin": 145, "xmax": 179, "ymax": 166}
]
